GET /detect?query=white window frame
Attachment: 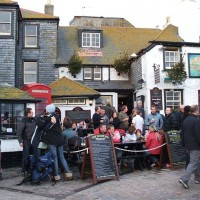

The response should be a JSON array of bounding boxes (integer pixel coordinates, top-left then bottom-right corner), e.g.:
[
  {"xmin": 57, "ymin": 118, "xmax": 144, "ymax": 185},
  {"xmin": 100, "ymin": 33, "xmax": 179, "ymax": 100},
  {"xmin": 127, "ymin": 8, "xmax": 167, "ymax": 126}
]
[
  {"xmin": 164, "ymin": 50, "xmax": 180, "ymax": 69},
  {"xmin": 68, "ymin": 99, "xmax": 85, "ymax": 105},
  {"xmin": 0, "ymin": 11, "xmax": 11, "ymax": 35},
  {"xmin": 25, "ymin": 25, "xmax": 38, "ymax": 47},
  {"xmin": 24, "ymin": 61, "xmax": 37, "ymax": 84},
  {"xmin": 84, "ymin": 67, "xmax": 102, "ymax": 80},
  {"xmin": 82, "ymin": 32, "xmax": 100, "ymax": 48},
  {"xmin": 94, "ymin": 68, "xmax": 101, "ymax": 80},
  {"xmin": 52, "ymin": 99, "xmax": 68, "ymax": 104},
  {"xmin": 165, "ymin": 90, "xmax": 182, "ymax": 111},
  {"xmin": 84, "ymin": 68, "xmax": 92, "ymax": 80}
]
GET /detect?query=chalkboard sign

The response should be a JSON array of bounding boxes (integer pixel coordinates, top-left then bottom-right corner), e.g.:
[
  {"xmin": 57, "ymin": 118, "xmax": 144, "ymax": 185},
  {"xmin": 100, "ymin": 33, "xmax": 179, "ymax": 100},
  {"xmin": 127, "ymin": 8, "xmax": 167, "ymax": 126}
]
[
  {"xmin": 150, "ymin": 87, "xmax": 162, "ymax": 110},
  {"xmin": 160, "ymin": 130, "xmax": 186, "ymax": 170},
  {"xmin": 65, "ymin": 110, "xmax": 91, "ymax": 123},
  {"xmin": 81, "ymin": 135, "xmax": 119, "ymax": 184}
]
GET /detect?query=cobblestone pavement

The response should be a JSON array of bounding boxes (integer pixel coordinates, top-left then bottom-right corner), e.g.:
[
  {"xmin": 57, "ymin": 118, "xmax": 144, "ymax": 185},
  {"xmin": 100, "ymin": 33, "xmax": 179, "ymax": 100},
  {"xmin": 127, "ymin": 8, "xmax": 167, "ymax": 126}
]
[{"xmin": 0, "ymin": 166, "xmax": 200, "ymax": 200}]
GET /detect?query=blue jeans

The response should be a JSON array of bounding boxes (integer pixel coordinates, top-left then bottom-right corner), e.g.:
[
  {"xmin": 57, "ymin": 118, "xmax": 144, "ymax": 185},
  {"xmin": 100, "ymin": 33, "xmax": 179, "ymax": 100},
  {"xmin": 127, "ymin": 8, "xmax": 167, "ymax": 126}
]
[{"xmin": 48, "ymin": 144, "xmax": 71, "ymax": 176}]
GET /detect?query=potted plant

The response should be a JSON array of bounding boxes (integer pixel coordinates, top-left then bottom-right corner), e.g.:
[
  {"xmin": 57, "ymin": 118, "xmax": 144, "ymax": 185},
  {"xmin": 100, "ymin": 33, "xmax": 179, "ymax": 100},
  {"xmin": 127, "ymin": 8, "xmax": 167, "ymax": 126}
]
[
  {"xmin": 68, "ymin": 52, "xmax": 82, "ymax": 77},
  {"xmin": 166, "ymin": 61, "xmax": 187, "ymax": 85},
  {"xmin": 113, "ymin": 52, "xmax": 131, "ymax": 75}
]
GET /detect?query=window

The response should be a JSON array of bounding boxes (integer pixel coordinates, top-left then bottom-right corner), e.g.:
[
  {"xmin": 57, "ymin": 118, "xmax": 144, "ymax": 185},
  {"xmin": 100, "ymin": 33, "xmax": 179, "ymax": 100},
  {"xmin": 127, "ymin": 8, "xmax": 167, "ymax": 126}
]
[
  {"xmin": 82, "ymin": 32, "xmax": 100, "ymax": 48},
  {"xmin": 68, "ymin": 99, "xmax": 85, "ymax": 105},
  {"xmin": 165, "ymin": 89, "xmax": 182, "ymax": 111},
  {"xmin": 84, "ymin": 68, "xmax": 92, "ymax": 80},
  {"xmin": 84, "ymin": 67, "xmax": 102, "ymax": 80},
  {"xmin": 1, "ymin": 103, "xmax": 25, "ymax": 134},
  {"xmin": 24, "ymin": 25, "xmax": 38, "ymax": 47},
  {"xmin": 164, "ymin": 50, "xmax": 180, "ymax": 69},
  {"xmin": 0, "ymin": 11, "xmax": 11, "ymax": 35},
  {"xmin": 24, "ymin": 61, "xmax": 38, "ymax": 84}
]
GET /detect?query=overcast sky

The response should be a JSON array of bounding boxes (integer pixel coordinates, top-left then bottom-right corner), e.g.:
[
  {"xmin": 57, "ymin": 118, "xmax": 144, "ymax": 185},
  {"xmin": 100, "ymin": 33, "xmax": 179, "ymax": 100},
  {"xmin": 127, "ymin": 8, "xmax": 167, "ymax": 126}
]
[{"xmin": 16, "ymin": 0, "xmax": 200, "ymax": 42}]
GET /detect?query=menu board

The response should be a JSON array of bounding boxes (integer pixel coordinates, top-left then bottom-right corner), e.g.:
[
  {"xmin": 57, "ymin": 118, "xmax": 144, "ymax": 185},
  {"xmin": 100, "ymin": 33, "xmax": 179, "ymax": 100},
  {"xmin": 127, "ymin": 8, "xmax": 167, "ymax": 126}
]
[
  {"xmin": 65, "ymin": 110, "xmax": 91, "ymax": 123},
  {"xmin": 81, "ymin": 135, "xmax": 119, "ymax": 184},
  {"xmin": 160, "ymin": 130, "xmax": 186, "ymax": 170},
  {"xmin": 150, "ymin": 87, "xmax": 162, "ymax": 110}
]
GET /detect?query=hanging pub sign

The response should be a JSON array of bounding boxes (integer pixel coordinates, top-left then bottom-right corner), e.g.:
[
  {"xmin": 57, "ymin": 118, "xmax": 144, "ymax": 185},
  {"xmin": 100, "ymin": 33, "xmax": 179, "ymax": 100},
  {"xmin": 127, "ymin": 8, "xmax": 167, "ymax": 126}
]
[{"xmin": 150, "ymin": 87, "xmax": 162, "ymax": 110}]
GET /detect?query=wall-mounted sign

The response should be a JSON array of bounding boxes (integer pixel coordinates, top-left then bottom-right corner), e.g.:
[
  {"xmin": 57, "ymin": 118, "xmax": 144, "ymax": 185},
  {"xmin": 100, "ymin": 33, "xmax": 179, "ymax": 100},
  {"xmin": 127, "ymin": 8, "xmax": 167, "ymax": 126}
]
[
  {"xmin": 153, "ymin": 64, "xmax": 160, "ymax": 84},
  {"xmin": 150, "ymin": 87, "xmax": 162, "ymax": 110},
  {"xmin": 78, "ymin": 49, "xmax": 103, "ymax": 57}
]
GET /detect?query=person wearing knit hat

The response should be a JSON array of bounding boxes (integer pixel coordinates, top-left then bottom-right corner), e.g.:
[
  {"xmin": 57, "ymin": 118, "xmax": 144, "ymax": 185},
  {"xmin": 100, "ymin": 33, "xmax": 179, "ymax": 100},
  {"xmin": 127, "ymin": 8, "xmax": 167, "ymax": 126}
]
[
  {"xmin": 46, "ymin": 104, "xmax": 56, "ymax": 114},
  {"xmin": 41, "ymin": 104, "xmax": 73, "ymax": 181}
]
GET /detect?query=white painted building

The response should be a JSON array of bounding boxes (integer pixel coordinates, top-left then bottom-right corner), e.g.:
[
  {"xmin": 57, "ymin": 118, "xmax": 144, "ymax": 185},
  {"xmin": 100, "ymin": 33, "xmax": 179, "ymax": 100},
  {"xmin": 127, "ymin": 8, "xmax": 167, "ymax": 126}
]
[{"xmin": 131, "ymin": 42, "xmax": 200, "ymax": 115}]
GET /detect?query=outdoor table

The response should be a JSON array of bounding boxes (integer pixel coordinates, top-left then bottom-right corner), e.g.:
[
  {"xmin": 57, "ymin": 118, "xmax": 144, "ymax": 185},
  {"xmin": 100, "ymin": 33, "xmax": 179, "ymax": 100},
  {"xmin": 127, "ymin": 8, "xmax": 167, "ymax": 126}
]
[{"xmin": 114, "ymin": 140, "xmax": 147, "ymax": 171}]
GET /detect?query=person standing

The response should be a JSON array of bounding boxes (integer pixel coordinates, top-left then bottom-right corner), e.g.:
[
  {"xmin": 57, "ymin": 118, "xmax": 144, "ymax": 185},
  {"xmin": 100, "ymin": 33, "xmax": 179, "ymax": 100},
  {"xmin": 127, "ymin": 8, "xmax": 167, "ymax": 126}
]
[
  {"xmin": 100, "ymin": 108, "xmax": 109, "ymax": 127},
  {"xmin": 92, "ymin": 106, "xmax": 102, "ymax": 129},
  {"xmin": 175, "ymin": 104, "xmax": 185, "ymax": 130},
  {"xmin": 16, "ymin": 108, "xmax": 37, "ymax": 175},
  {"xmin": 145, "ymin": 106, "xmax": 163, "ymax": 130},
  {"xmin": 41, "ymin": 104, "xmax": 72, "ymax": 181},
  {"xmin": 132, "ymin": 110, "xmax": 144, "ymax": 133},
  {"xmin": 179, "ymin": 105, "xmax": 200, "ymax": 189},
  {"xmin": 118, "ymin": 105, "xmax": 129, "ymax": 131},
  {"xmin": 135, "ymin": 100, "xmax": 145, "ymax": 119},
  {"xmin": 163, "ymin": 107, "xmax": 178, "ymax": 132}
]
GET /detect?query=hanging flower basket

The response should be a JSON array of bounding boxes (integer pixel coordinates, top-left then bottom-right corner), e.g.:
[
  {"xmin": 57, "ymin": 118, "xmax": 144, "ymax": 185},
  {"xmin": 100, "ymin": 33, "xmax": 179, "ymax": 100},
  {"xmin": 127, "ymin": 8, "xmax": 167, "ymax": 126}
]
[
  {"xmin": 166, "ymin": 61, "xmax": 187, "ymax": 85},
  {"xmin": 68, "ymin": 52, "xmax": 82, "ymax": 77},
  {"xmin": 113, "ymin": 52, "xmax": 131, "ymax": 75}
]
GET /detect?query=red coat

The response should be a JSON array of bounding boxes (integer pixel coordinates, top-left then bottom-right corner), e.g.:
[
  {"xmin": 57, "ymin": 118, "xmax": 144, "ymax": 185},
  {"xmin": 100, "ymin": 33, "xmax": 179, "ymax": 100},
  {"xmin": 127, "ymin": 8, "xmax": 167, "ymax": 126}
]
[
  {"xmin": 145, "ymin": 131, "xmax": 163, "ymax": 155},
  {"xmin": 94, "ymin": 128, "xmax": 109, "ymax": 136}
]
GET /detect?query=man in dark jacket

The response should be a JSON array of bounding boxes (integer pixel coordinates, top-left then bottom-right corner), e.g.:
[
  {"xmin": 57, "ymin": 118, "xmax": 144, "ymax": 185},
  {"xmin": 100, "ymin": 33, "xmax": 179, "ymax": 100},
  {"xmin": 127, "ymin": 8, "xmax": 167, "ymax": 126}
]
[
  {"xmin": 179, "ymin": 105, "xmax": 200, "ymax": 189},
  {"xmin": 163, "ymin": 107, "xmax": 178, "ymax": 132},
  {"xmin": 175, "ymin": 104, "xmax": 184, "ymax": 130},
  {"xmin": 16, "ymin": 108, "xmax": 36, "ymax": 174}
]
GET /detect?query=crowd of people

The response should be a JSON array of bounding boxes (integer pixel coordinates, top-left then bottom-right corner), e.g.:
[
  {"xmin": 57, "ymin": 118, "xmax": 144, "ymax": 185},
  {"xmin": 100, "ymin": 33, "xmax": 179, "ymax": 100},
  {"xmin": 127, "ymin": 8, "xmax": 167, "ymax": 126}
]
[{"xmin": 14, "ymin": 101, "xmax": 200, "ymax": 189}]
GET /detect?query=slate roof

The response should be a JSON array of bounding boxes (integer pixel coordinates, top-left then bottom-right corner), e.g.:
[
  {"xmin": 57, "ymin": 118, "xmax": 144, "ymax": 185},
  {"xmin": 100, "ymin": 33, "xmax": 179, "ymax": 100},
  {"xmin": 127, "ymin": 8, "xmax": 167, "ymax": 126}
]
[
  {"xmin": 49, "ymin": 76, "xmax": 100, "ymax": 97},
  {"xmin": 56, "ymin": 24, "xmax": 184, "ymax": 65},
  {"xmin": 0, "ymin": 85, "xmax": 37, "ymax": 101},
  {"xmin": 78, "ymin": 80, "xmax": 134, "ymax": 91}
]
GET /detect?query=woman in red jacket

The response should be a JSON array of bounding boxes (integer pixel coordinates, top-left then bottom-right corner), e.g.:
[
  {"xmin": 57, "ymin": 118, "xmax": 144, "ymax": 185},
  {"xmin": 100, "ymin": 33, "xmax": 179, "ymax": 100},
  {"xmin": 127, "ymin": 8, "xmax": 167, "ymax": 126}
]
[{"xmin": 145, "ymin": 125, "xmax": 163, "ymax": 166}]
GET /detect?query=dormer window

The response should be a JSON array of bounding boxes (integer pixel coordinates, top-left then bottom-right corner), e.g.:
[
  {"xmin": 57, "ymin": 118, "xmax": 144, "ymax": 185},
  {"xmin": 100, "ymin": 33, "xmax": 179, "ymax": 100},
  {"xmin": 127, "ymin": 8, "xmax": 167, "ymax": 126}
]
[
  {"xmin": 82, "ymin": 32, "xmax": 100, "ymax": 48},
  {"xmin": 78, "ymin": 29, "xmax": 103, "ymax": 48},
  {"xmin": 0, "ymin": 11, "xmax": 12, "ymax": 36},
  {"xmin": 164, "ymin": 47, "xmax": 180, "ymax": 70}
]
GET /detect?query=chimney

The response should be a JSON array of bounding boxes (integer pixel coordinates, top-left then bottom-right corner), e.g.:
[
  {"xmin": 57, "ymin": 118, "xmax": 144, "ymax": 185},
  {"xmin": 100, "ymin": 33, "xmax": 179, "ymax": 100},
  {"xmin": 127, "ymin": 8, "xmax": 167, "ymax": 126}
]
[
  {"xmin": 44, "ymin": 0, "xmax": 54, "ymax": 16},
  {"xmin": 166, "ymin": 16, "xmax": 170, "ymax": 24},
  {"xmin": 163, "ymin": 16, "xmax": 171, "ymax": 28}
]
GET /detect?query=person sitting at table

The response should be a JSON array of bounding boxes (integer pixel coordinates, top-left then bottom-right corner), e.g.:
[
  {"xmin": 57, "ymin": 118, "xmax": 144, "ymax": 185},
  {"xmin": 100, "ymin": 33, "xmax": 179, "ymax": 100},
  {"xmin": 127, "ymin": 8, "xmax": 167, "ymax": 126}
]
[
  {"xmin": 135, "ymin": 129, "xmax": 143, "ymax": 140},
  {"xmin": 94, "ymin": 123, "xmax": 109, "ymax": 136},
  {"xmin": 107, "ymin": 125, "xmax": 121, "ymax": 143},
  {"xmin": 63, "ymin": 118, "xmax": 81, "ymax": 163},
  {"xmin": 145, "ymin": 125, "xmax": 163, "ymax": 167},
  {"xmin": 124, "ymin": 126, "xmax": 137, "ymax": 141}
]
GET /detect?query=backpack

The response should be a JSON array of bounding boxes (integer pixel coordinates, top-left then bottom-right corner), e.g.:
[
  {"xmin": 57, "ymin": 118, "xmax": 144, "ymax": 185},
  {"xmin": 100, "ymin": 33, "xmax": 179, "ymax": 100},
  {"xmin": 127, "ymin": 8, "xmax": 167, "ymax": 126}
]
[{"xmin": 16, "ymin": 151, "xmax": 55, "ymax": 185}]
